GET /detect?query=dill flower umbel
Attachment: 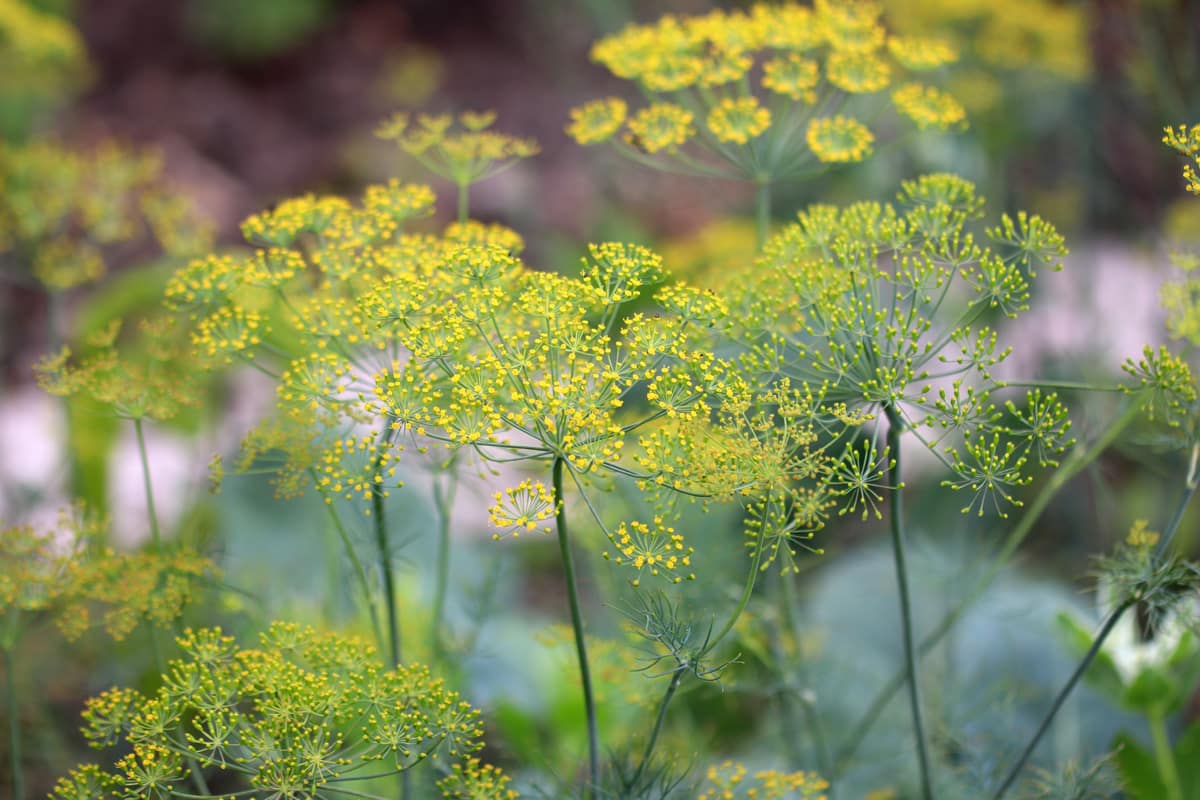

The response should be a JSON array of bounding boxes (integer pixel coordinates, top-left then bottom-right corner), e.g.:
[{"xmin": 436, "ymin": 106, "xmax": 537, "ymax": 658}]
[{"xmin": 570, "ymin": 0, "xmax": 966, "ymax": 187}]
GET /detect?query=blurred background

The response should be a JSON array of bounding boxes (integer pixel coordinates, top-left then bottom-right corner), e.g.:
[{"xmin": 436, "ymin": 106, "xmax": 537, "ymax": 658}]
[{"xmin": 3, "ymin": 0, "xmax": 1200, "ymax": 797}]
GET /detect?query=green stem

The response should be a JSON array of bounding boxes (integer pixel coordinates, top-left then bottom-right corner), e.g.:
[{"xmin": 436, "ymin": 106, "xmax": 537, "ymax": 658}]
[
  {"xmin": 371, "ymin": 455, "xmax": 401, "ymax": 669},
  {"xmin": 755, "ymin": 179, "xmax": 772, "ymax": 251},
  {"xmin": 992, "ymin": 456, "xmax": 1198, "ymax": 799},
  {"xmin": 629, "ymin": 669, "xmax": 683, "ymax": 790},
  {"xmin": 133, "ymin": 417, "xmax": 163, "ymax": 550},
  {"xmin": 3, "ymin": 645, "xmax": 23, "ymax": 800},
  {"xmin": 368, "ymin": 436, "xmax": 407, "ymax": 800},
  {"xmin": 834, "ymin": 401, "xmax": 1141, "ymax": 773},
  {"xmin": 989, "ymin": 601, "xmax": 1131, "ymax": 800},
  {"xmin": 314, "ymin": 476, "xmax": 385, "ymax": 654},
  {"xmin": 886, "ymin": 406, "xmax": 935, "ymax": 800},
  {"xmin": 1150, "ymin": 711, "xmax": 1185, "ymax": 800},
  {"xmin": 553, "ymin": 457, "xmax": 600, "ymax": 795},
  {"xmin": 457, "ymin": 181, "xmax": 470, "ymax": 223},
  {"xmin": 430, "ymin": 469, "xmax": 458, "ymax": 664}
]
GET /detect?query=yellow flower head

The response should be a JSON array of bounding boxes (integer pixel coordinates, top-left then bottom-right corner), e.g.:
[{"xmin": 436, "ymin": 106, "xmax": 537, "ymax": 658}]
[
  {"xmin": 891, "ymin": 82, "xmax": 967, "ymax": 130},
  {"xmin": 566, "ymin": 97, "xmax": 628, "ymax": 145},
  {"xmin": 806, "ymin": 115, "xmax": 875, "ymax": 163},
  {"xmin": 707, "ymin": 96, "xmax": 772, "ymax": 145},
  {"xmin": 625, "ymin": 103, "xmax": 695, "ymax": 154},
  {"xmin": 887, "ymin": 35, "xmax": 958, "ymax": 71},
  {"xmin": 763, "ymin": 54, "xmax": 821, "ymax": 102},
  {"xmin": 827, "ymin": 48, "xmax": 892, "ymax": 93}
]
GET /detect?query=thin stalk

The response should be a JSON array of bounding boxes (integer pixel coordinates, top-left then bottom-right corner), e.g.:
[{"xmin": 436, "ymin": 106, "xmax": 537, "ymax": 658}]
[
  {"xmin": 368, "ymin": 437, "xmax": 406, "ymax": 800},
  {"xmin": 133, "ymin": 418, "xmax": 163, "ymax": 550},
  {"xmin": 371, "ymin": 454, "xmax": 401, "ymax": 669},
  {"xmin": 989, "ymin": 602, "xmax": 1130, "ymax": 800},
  {"xmin": 755, "ymin": 179, "xmax": 772, "ymax": 251},
  {"xmin": 457, "ymin": 181, "xmax": 470, "ymax": 223},
  {"xmin": 3, "ymin": 645, "xmax": 23, "ymax": 800},
  {"xmin": 628, "ymin": 669, "xmax": 684, "ymax": 790},
  {"xmin": 835, "ymin": 401, "xmax": 1141, "ymax": 772},
  {"xmin": 314, "ymin": 476, "xmax": 385, "ymax": 653},
  {"xmin": 1150, "ymin": 711, "xmax": 1185, "ymax": 800},
  {"xmin": 991, "ymin": 466, "xmax": 1198, "ymax": 799},
  {"xmin": 553, "ymin": 456, "xmax": 600, "ymax": 795},
  {"xmin": 430, "ymin": 469, "xmax": 458, "ymax": 663},
  {"xmin": 886, "ymin": 406, "xmax": 934, "ymax": 800}
]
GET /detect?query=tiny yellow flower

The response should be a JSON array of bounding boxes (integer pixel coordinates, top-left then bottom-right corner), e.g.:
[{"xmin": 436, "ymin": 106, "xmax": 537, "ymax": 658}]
[
  {"xmin": 806, "ymin": 115, "xmax": 875, "ymax": 163},
  {"xmin": 706, "ymin": 96, "xmax": 772, "ymax": 145}
]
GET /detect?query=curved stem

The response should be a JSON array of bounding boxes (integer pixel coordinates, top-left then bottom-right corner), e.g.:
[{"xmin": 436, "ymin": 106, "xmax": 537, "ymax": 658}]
[
  {"xmin": 553, "ymin": 456, "xmax": 600, "ymax": 795},
  {"xmin": 1150, "ymin": 710, "xmax": 1185, "ymax": 800},
  {"xmin": 834, "ymin": 401, "xmax": 1141, "ymax": 773},
  {"xmin": 133, "ymin": 417, "xmax": 163, "ymax": 550},
  {"xmin": 886, "ymin": 406, "xmax": 935, "ymax": 800},
  {"xmin": 3, "ymin": 645, "xmax": 23, "ymax": 800},
  {"xmin": 989, "ymin": 601, "xmax": 1131, "ymax": 800}
]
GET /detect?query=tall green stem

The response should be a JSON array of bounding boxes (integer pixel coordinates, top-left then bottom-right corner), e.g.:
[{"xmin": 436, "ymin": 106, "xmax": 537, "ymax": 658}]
[
  {"xmin": 886, "ymin": 406, "xmax": 935, "ymax": 800},
  {"xmin": 989, "ymin": 602, "xmax": 1130, "ymax": 800},
  {"xmin": 3, "ymin": 645, "xmax": 23, "ymax": 800},
  {"xmin": 133, "ymin": 418, "xmax": 163, "ymax": 550},
  {"xmin": 553, "ymin": 457, "xmax": 600, "ymax": 795},
  {"xmin": 835, "ymin": 401, "xmax": 1141, "ymax": 773},
  {"xmin": 755, "ymin": 179, "xmax": 772, "ymax": 251},
  {"xmin": 430, "ymin": 469, "xmax": 458, "ymax": 663},
  {"xmin": 372, "ymin": 480, "xmax": 402, "ymax": 665},
  {"xmin": 1150, "ymin": 711, "xmax": 1185, "ymax": 800}
]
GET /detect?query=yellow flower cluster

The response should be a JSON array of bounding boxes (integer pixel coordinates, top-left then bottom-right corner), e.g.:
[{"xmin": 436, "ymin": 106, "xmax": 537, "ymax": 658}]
[
  {"xmin": 806, "ymin": 116, "xmax": 875, "ymax": 163},
  {"xmin": 569, "ymin": 1, "xmax": 965, "ymax": 179},
  {"xmin": 1, "ymin": 506, "xmax": 215, "ymax": 643},
  {"xmin": 489, "ymin": 479, "xmax": 557, "ymax": 538},
  {"xmin": 0, "ymin": 141, "xmax": 211, "ymax": 290},
  {"xmin": 0, "ymin": 0, "xmax": 88, "ymax": 126},
  {"xmin": 35, "ymin": 317, "xmax": 200, "ymax": 421},
  {"xmin": 58, "ymin": 622, "xmax": 501, "ymax": 798},
  {"xmin": 602, "ymin": 517, "xmax": 694, "ymax": 586},
  {"xmin": 1165, "ymin": 123, "xmax": 1200, "ymax": 196},
  {"xmin": 377, "ymin": 110, "xmax": 539, "ymax": 190},
  {"xmin": 891, "ymin": 82, "xmax": 966, "ymax": 129},
  {"xmin": 884, "ymin": 0, "xmax": 1086, "ymax": 114},
  {"xmin": 698, "ymin": 760, "xmax": 829, "ymax": 799},
  {"xmin": 437, "ymin": 757, "xmax": 520, "ymax": 800}
]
